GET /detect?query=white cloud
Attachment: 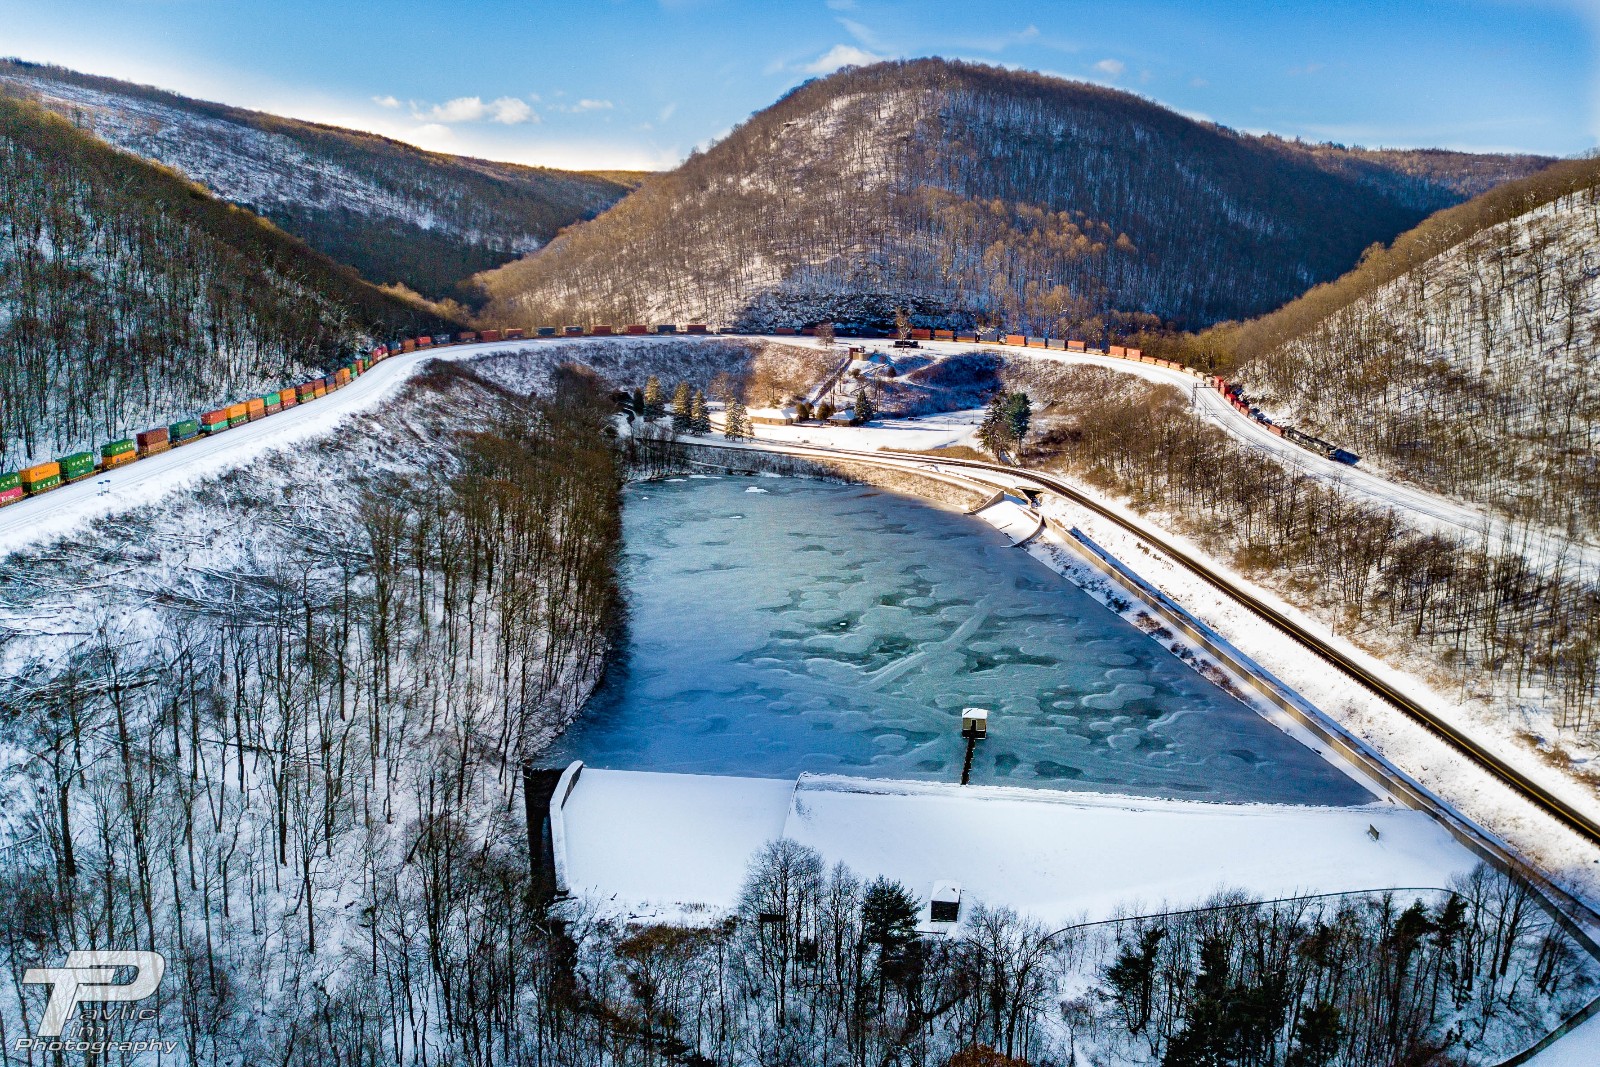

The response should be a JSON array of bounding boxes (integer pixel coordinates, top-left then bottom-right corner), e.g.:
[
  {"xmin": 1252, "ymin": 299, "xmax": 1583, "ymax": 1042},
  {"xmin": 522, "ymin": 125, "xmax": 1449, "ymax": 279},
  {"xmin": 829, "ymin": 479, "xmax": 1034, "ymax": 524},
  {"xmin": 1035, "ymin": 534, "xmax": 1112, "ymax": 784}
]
[
  {"xmin": 1094, "ymin": 58, "xmax": 1125, "ymax": 77},
  {"xmin": 837, "ymin": 17, "xmax": 889, "ymax": 50},
  {"xmin": 659, "ymin": 102, "xmax": 678, "ymax": 122},
  {"xmin": 802, "ymin": 43, "xmax": 884, "ymax": 75},
  {"xmin": 413, "ymin": 95, "xmax": 538, "ymax": 125},
  {"xmin": 372, "ymin": 95, "xmax": 400, "ymax": 109},
  {"xmin": 552, "ymin": 98, "xmax": 615, "ymax": 114},
  {"xmin": 490, "ymin": 97, "xmax": 534, "ymax": 124}
]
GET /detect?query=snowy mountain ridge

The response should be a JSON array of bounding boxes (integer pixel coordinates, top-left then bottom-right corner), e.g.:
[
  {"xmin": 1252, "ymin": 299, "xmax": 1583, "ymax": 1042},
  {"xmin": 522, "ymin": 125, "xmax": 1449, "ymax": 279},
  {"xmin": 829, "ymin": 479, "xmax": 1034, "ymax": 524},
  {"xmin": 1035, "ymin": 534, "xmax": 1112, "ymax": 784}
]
[
  {"xmin": 476, "ymin": 58, "xmax": 1553, "ymax": 338},
  {"xmin": 1237, "ymin": 156, "xmax": 1600, "ymax": 540},
  {"xmin": 0, "ymin": 59, "xmax": 637, "ymax": 299}
]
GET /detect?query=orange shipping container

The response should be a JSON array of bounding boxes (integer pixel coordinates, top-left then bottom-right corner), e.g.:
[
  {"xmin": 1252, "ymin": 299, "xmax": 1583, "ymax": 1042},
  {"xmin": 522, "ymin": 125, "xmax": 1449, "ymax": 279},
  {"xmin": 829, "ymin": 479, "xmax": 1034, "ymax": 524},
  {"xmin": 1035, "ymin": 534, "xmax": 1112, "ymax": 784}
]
[
  {"xmin": 21, "ymin": 461, "xmax": 61, "ymax": 484},
  {"xmin": 590, "ymin": 325, "xmax": 614, "ymax": 336},
  {"xmin": 480, "ymin": 329, "xmax": 503, "ymax": 342},
  {"xmin": 625, "ymin": 324, "xmax": 648, "ymax": 335},
  {"xmin": 225, "ymin": 403, "xmax": 247, "ymax": 420},
  {"xmin": 934, "ymin": 329, "xmax": 955, "ymax": 341},
  {"xmin": 1067, "ymin": 340, "xmax": 1086, "ymax": 352},
  {"xmin": 910, "ymin": 328, "xmax": 932, "ymax": 341},
  {"xmin": 1003, "ymin": 334, "xmax": 1026, "ymax": 346}
]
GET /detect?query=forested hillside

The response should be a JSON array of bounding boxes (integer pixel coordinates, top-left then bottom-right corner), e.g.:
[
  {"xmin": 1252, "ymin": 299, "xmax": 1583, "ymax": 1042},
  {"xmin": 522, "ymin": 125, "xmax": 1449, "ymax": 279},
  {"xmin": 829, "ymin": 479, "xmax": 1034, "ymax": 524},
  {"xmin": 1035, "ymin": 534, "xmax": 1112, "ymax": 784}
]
[
  {"xmin": 1226, "ymin": 156, "xmax": 1600, "ymax": 539},
  {"xmin": 0, "ymin": 94, "xmax": 446, "ymax": 467},
  {"xmin": 0, "ymin": 60, "xmax": 640, "ymax": 300},
  {"xmin": 476, "ymin": 58, "xmax": 1550, "ymax": 336}
]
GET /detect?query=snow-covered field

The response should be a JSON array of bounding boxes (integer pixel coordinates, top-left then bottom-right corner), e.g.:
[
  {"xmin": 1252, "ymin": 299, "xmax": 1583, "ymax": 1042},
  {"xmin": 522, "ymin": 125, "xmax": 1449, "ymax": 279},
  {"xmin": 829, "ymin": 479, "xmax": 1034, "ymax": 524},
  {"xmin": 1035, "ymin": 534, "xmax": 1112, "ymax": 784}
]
[{"xmin": 560, "ymin": 767, "xmax": 1478, "ymax": 926}]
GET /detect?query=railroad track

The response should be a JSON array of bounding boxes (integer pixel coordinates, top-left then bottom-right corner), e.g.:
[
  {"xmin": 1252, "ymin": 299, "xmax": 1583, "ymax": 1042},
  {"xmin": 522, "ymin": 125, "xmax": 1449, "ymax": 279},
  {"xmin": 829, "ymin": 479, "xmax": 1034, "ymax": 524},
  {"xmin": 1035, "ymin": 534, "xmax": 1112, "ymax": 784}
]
[{"xmin": 709, "ymin": 437, "xmax": 1600, "ymax": 869}]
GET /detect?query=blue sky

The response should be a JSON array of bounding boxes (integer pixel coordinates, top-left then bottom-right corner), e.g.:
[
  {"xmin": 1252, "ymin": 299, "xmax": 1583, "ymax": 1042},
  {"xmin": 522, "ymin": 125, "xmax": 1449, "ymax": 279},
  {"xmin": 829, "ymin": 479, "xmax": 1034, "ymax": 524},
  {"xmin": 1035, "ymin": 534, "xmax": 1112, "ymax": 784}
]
[{"xmin": 2, "ymin": 0, "xmax": 1594, "ymax": 170}]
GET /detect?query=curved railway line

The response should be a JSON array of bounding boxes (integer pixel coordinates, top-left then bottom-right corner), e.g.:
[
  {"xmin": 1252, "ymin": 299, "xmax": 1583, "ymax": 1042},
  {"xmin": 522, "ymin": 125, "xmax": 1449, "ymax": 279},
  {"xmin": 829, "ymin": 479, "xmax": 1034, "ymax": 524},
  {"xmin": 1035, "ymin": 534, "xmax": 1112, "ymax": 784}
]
[
  {"xmin": 7, "ymin": 332, "xmax": 1599, "ymax": 925},
  {"xmin": 700, "ymin": 437, "xmax": 1600, "ymax": 926}
]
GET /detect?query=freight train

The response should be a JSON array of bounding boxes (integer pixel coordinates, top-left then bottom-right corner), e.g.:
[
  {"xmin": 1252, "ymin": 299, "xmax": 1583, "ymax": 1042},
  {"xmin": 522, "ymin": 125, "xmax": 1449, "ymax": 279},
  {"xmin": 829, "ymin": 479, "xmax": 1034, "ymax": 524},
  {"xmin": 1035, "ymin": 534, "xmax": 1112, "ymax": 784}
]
[{"xmin": 0, "ymin": 323, "xmax": 1354, "ymax": 510}]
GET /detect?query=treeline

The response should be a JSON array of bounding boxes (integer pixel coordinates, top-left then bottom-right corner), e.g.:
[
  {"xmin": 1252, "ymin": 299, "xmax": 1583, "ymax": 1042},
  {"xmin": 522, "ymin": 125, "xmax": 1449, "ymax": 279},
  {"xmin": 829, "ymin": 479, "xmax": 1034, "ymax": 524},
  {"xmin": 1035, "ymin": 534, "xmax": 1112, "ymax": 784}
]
[
  {"xmin": 0, "ymin": 59, "xmax": 638, "ymax": 301},
  {"xmin": 278, "ymin": 838, "xmax": 1579, "ymax": 1066},
  {"xmin": 476, "ymin": 58, "xmax": 1547, "ymax": 338},
  {"xmin": 0, "ymin": 93, "xmax": 447, "ymax": 467},
  {"xmin": 0, "ymin": 367, "xmax": 624, "ymax": 1063},
  {"xmin": 1015, "ymin": 365, "xmax": 1600, "ymax": 731}
]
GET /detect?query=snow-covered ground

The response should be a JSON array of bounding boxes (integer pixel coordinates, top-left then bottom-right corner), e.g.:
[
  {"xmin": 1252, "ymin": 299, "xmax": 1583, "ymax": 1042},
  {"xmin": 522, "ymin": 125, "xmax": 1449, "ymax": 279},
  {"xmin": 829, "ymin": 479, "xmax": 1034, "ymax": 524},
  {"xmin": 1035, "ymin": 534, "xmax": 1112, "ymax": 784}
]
[
  {"xmin": 559, "ymin": 767, "xmax": 1478, "ymax": 926},
  {"xmin": 0, "ymin": 339, "xmax": 544, "ymax": 556},
  {"xmin": 743, "ymin": 335, "xmax": 1599, "ymax": 569}
]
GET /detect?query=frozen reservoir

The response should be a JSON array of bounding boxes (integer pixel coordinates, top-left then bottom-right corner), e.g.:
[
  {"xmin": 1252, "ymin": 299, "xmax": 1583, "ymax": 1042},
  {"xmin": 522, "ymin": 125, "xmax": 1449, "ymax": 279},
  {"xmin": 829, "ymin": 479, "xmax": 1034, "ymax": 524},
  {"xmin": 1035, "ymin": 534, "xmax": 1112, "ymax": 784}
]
[{"xmin": 551, "ymin": 476, "xmax": 1370, "ymax": 805}]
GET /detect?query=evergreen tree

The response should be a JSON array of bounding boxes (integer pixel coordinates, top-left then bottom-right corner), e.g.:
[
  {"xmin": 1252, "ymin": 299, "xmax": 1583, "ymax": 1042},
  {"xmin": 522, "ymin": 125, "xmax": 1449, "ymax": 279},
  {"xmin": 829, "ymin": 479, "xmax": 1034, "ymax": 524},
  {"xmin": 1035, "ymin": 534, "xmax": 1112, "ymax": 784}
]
[
  {"xmin": 643, "ymin": 375, "xmax": 665, "ymax": 419},
  {"xmin": 851, "ymin": 387, "xmax": 876, "ymax": 425},
  {"xmin": 671, "ymin": 381, "xmax": 692, "ymax": 431},
  {"xmin": 1104, "ymin": 928, "xmax": 1165, "ymax": 1037},
  {"xmin": 724, "ymin": 396, "xmax": 750, "ymax": 439},
  {"xmin": 689, "ymin": 390, "xmax": 711, "ymax": 434},
  {"xmin": 977, "ymin": 393, "xmax": 1012, "ymax": 457},
  {"xmin": 1004, "ymin": 392, "xmax": 1032, "ymax": 452},
  {"xmin": 1285, "ymin": 1002, "xmax": 1345, "ymax": 1067}
]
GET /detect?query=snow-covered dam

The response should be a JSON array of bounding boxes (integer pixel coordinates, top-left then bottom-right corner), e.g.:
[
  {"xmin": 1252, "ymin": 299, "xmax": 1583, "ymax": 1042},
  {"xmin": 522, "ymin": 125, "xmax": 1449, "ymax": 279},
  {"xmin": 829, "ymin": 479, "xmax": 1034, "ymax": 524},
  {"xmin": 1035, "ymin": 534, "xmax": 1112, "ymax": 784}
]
[{"xmin": 550, "ymin": 475, "xmax": 1370, "ymax": 806}]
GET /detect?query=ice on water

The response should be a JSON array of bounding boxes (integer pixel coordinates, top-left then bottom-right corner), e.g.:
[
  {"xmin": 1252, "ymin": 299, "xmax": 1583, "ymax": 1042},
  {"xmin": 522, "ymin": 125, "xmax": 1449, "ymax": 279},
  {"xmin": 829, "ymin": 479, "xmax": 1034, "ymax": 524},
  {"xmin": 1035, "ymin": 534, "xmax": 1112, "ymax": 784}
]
[{"xmin": 551, "ymin": 478, "xmax": 1370, "ymax": 805}]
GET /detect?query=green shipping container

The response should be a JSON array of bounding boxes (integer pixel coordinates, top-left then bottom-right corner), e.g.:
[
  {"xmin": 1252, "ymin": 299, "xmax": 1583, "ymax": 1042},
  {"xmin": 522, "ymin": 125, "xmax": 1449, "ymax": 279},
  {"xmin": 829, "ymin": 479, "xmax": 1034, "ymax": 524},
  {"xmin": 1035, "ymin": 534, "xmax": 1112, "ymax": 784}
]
[
  {"xmin": 102, "ymin": 438, "xmax": 135, "ymax": 458},
  {"xmin": 202, "ymin": 420, "xmax": 229, "ymax": 434},
  {"xmin": 264, "ymin": 392, "xmax": 280, "ymax": 406},
  {"xmin": 0, "ymin": 471, "xmax": 18, "ymax": 493},
  {"xmin": 171, "ymin": 419, "xmax": 200, "ymax": 440},
  {"xmin": 23, "ymin": 473, "xmax": 62, "ymax": 494},
  {"xmin": 60, "ymin": 451, "xmax": 95, "ymax": 478},
  {"xmin": 228, "ymin": 415, "xmax": 248, "ymax": 427}
]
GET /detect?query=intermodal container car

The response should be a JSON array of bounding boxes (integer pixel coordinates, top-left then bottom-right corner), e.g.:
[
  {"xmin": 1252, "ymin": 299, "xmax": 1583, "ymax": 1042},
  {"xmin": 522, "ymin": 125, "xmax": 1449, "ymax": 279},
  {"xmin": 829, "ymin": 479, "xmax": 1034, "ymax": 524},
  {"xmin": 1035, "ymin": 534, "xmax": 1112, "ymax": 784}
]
[
  {"xmin": 1126, "ymin": 348, "xmax": 1143, "ymax": 359},
  {"xmin": 590, "ymin": 325, "xmax": 613, "ymax": 336},
  {"xmin": 20, "ymin": 461, "xmax": 61, "ymax": 494},
  {"xmin": 59, "ymin": 451, "xmax": 95, "ymax": 481},
  {"xmin": 0, "ymin": 469, "xmax": 22, "ymax": 506},
  {"xmin": 505, "ymin": 328, "xmax": 525, "ymax": 339},
  {"xmin": 102, "ymin": 438, "xmax": 137, "ymax": 468},
  {"xmin": 538, "ymin": 326, "xmax": 559, "ymax": 337},
  {"xmin": 686, "ymin": 324, "xmax": 709, "ymax": 334},
  {"xmin": 170, "ymin": 419, "xmax": 200, "ymax": 443},
  {"xmin": 458, "ymin": 331, "xmax": 478, "ymax": 343},
  {"xmin": 136, "ymin": 427, "xmax": 171, "ymax": 455},
  {"xmin": 564, "ymin": 326, "xmax": 584, "ymax": 336},
  {"xmin": 655, "ymin": 324, "xmax": 677, "ymax": 334},
  {"xmin": 481, "ymin": 329, "xmax": 503, "ymax": 342},
  {"xmin": 401, "ymin": 339, "xmax": 417, "ymax": 353},
  {"xmin": 245, "ymin": 398, "xmax": 266, "ymax": 421},
  {"xmin": 934, "ymin": 329, "xmax": 955, "ymax": 341},
  {"xmin": 1067, "ymin": 340, "xmax": 1086, "ymax": 352},
  {"xmin": 1003, "ymin": 334, "xmax": 1026, "ymax": 346},
  {"xmin": 910, "ymin": 328, "xmax": 932, "ymax": 341},
  {"xmin": 625, "ymin": 324, "xmax": 648, "ymax": 335},
  {"xmin": 279, "ymin": 389, "xmax": 298, "ymax": 410}
]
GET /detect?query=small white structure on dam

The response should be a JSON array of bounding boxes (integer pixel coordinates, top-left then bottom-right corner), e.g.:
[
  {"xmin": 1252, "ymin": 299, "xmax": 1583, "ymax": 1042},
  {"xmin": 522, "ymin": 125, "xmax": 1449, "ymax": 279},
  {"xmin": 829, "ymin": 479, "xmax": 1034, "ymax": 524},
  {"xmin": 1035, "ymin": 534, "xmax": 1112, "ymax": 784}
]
[{"xmin": 551, "ymin": 763, "xmax": 1481, "ymax": 927}]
